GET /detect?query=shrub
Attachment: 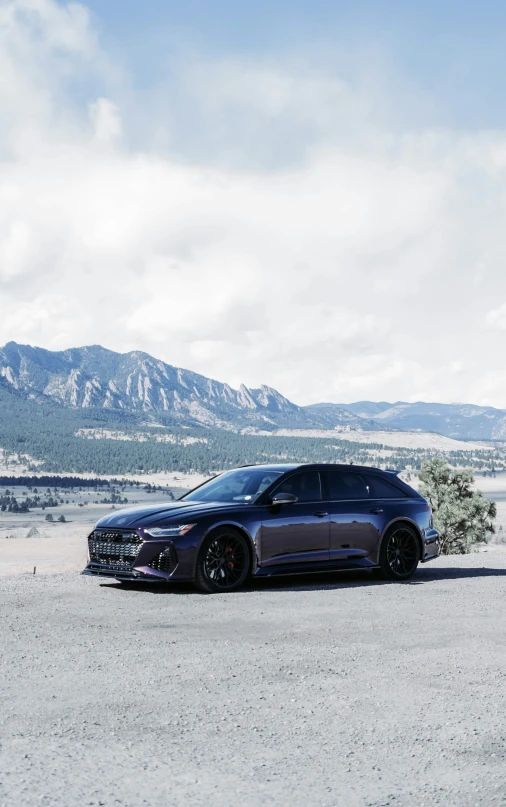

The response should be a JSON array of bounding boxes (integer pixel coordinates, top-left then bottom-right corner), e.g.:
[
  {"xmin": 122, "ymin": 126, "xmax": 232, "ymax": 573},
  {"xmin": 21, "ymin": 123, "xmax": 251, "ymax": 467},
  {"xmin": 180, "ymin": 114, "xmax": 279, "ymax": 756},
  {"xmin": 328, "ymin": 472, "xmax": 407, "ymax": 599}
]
[{"xmin": 419, "ymin": 458, "xmax": 496, "ymax": 554}]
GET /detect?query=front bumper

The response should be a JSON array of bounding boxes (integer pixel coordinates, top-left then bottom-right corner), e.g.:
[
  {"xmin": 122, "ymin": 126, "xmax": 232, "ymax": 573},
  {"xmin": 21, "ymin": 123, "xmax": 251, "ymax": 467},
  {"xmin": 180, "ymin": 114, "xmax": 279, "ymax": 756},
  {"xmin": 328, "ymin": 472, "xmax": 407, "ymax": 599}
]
[
  {"xmin": 82, "ymin": 564, "xmax": 164, "ymax": 582},
  {"xmin": 82, "ymin": 528, "xmax": 184, "ymax": 582},
  {"xmin": 421, "ymin": 528, "xmax": 440, "ymax": 563}
]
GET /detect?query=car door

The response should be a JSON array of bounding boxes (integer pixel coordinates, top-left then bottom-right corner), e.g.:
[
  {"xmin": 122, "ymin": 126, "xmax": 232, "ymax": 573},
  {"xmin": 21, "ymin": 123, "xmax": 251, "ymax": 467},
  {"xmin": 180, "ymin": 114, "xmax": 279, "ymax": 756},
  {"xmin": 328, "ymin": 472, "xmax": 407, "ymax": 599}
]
[
  {"xmin": 322, "ymin": 470, "xmax": 385, "ymax": 561},
  {"xmin": 360, "ymin": 472, "xmax": 411, "ymax": 544},
  {"xmin": 260, "ymin": 470, "xmax": 330, "ymax": 566}
]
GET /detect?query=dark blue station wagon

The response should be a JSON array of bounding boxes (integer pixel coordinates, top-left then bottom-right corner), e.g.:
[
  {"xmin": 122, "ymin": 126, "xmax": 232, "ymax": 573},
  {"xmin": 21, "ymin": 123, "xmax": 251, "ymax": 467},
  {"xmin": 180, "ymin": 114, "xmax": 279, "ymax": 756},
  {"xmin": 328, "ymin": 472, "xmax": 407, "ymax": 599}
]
[{"xmin": 83, "ymin": 463, "xmax": 440, "ymax": 593}]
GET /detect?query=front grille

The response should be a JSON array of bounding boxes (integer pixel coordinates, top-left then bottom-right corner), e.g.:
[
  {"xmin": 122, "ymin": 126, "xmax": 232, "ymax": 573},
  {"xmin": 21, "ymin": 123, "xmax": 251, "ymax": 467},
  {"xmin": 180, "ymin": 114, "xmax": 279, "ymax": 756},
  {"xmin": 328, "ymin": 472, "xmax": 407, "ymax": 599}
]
[
  {"xmin": 149, "ymin": 544, "xmax": 177, "ymax": 574},
  {"xmin": 88, "ymin": 530, "xmax": 143, "ymax": 569}
]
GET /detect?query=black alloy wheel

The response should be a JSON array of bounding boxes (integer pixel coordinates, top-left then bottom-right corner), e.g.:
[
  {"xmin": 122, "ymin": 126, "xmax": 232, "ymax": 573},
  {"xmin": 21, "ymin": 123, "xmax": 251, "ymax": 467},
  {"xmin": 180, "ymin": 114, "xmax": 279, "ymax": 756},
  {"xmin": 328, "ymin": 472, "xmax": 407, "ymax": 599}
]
[
  {"xmin": 378, "ymin": 524, "xmax": 420, "ymax": 580},
  {"xmin": 194, "ymin": 528, "xmax": 250, "ymax": 593}
]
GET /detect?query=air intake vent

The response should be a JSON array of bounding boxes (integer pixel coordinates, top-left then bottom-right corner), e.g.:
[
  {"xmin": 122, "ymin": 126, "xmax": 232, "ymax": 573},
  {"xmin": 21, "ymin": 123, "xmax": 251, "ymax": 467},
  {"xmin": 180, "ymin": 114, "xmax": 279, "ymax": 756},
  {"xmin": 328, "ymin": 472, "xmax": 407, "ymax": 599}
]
[{"xmin": 149, "ymin": 544, "xmax": 177, "ymax": 574}]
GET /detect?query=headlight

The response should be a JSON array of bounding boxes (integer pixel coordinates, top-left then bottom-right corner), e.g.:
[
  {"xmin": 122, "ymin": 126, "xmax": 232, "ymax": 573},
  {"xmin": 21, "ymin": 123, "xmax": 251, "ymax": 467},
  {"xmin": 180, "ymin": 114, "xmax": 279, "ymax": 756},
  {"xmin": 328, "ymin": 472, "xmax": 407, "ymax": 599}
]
[{"xmin": 144, "ymin": 524, "xmax": 196, "ymax": 538}]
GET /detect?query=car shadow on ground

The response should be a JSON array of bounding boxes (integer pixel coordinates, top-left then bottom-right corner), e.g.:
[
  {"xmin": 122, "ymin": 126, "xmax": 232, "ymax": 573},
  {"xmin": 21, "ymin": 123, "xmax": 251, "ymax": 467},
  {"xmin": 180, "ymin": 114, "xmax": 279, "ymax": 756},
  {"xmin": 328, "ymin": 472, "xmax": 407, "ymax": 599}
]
[{"xmin": 100, "ymin": 565, "xmax": 506, "ymax": 595}]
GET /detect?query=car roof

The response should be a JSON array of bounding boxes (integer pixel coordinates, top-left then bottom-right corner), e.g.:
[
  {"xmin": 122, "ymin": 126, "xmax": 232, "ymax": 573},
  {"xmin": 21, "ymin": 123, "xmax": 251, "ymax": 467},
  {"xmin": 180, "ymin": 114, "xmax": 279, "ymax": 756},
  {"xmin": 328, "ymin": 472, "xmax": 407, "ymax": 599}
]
[
  {"xmin": 237, "ymin": 463, "xmax": 300, "ymax": 473},
  {"xmin": 238, "ymin": 463, "xmax": 397, "ymax": 477}
]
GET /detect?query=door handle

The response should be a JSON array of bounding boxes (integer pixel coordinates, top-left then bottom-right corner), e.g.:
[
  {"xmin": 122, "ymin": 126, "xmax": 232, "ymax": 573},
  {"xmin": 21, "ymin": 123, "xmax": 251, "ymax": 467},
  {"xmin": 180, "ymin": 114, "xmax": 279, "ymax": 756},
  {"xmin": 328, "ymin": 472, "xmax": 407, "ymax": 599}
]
[
  {"xmin": 369, "ymin": 507, "xmax": 383, "ymax": 514},
  {"xmin": 313, "ymin": 511, "xmax": 328, "ymax": 518}
]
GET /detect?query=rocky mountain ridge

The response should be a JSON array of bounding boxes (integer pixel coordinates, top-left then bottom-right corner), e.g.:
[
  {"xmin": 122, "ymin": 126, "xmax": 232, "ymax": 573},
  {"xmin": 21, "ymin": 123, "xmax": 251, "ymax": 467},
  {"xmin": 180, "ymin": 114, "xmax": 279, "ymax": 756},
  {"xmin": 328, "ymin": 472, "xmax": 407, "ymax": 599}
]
[
  {"xmin": 3, "ymin": 342, "xmax": 506, "ymax": 440},
  {"xmin": 0, "ymin": 342, "xmax": 374, "ymax": 432}
]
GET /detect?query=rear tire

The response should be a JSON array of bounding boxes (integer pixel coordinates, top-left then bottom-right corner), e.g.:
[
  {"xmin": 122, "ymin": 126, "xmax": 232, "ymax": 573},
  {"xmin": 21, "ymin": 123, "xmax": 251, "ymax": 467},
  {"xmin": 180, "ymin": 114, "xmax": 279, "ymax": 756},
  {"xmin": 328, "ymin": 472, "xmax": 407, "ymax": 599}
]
[
  {"xmin": 194, "ymin": 528, "xmax": 250, "ymax": 594},
  {"xmin": 378, "ymin": 523, "xmax": 420, "ymax": 581}
]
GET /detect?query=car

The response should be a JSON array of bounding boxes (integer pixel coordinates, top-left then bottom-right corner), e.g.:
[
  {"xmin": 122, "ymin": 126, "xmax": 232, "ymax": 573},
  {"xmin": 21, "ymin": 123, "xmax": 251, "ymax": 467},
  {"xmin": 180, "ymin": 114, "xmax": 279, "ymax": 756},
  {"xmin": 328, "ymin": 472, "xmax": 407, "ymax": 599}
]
[{"xmin": 81, "ymin": 463, "xmax": 440, "ymax": 593}]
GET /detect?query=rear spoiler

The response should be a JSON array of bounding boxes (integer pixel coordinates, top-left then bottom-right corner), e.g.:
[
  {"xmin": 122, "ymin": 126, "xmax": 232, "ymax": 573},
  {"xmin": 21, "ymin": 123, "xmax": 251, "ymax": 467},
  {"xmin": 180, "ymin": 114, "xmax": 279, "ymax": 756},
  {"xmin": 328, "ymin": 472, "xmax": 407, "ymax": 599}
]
[{"xmin": 385, "ymin": 468, "xmax": 401, "ymax": 475}]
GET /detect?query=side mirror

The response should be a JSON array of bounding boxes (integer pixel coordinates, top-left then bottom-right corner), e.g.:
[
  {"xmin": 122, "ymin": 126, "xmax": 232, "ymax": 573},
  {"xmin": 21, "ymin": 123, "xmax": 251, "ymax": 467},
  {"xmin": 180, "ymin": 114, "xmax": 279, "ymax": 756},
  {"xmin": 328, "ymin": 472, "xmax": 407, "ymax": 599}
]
[{"xmin": 271, "ymin": 492, "xmax": 298, "ymax": 505}]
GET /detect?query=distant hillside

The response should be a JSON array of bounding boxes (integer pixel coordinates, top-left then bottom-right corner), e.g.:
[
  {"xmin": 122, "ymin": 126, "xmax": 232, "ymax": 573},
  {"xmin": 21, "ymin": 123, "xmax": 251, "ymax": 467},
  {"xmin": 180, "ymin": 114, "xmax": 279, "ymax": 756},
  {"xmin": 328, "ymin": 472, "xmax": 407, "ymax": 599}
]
[
  {"xmin": 0, "ymin": 342, "xmax": 379, "ymax": 432},
  {"xmin": 0, "ymin": 383, "xmax": 420, "ymax": 476},
  {"xmin": 307, "ymin": 401, "xmax": 506, "ymax": 441},
  {"xmin": 2, "ymin": 341, "xmax": 506, "ymax": 442},
  {"xmin": 0, "ymin": 382, "xmax": 501, "ymax": 476},
  {"xmin": 0, "ymin": 344, "xmax": 504, "ymax": 475}
]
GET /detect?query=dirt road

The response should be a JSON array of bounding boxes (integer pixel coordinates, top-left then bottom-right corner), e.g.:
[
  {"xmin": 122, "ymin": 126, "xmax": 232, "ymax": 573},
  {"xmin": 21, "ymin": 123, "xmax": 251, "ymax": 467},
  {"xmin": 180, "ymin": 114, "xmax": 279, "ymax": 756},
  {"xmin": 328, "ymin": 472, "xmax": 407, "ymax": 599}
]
[{"xmin": 2, "ymin": 552, "xmax": 506, "ymax": 806}]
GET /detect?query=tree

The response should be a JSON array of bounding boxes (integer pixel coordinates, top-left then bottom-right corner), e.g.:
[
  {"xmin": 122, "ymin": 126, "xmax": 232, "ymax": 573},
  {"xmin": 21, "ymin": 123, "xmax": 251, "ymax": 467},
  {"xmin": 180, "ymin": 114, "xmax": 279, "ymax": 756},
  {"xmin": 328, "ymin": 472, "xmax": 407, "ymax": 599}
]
[
  {"xmin": 419, "ymin": 458, "xmax": 496, "ymax": 554},
  {"xmin": 45, "ymin": 513, "xmax": 54, "ymax": 522},
  {"xmin": 58, "ymin": 514, "xmax": 66, "ymax": 522}
]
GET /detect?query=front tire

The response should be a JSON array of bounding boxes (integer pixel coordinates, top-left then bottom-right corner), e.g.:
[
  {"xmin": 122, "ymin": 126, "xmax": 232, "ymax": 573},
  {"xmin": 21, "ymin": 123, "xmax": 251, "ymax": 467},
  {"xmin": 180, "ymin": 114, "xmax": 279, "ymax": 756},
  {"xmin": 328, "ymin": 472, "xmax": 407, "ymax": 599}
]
[
  {"xmin": 194, "ymin": 528, "xmax": 250, "ymax": 593},
  {"xmin": 378, "ymin": 523, "xmax": 420, "ymax": 581}
]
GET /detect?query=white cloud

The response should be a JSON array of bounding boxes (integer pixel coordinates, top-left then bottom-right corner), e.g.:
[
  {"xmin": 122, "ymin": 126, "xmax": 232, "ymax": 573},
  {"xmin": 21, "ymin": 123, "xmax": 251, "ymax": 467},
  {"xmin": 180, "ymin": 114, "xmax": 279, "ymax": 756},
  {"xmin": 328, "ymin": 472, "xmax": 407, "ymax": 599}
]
[
  {"xmin": 486, "ymin": 303, "xmax": 506, "ymax": 330},
  {"xmin": 89, "ymin": 98, "xmax": 122, "ymax": 144},
  {"xmin": 0, "ymin": 0, "xmax": 95, "ymax": 54},
  {"xmin": 1, "ymin": 0, "xmax": 506, "ymax": 407},
  {"xmin": 0, "ymin": 292, "xmax": 89, "ymax": 346}
]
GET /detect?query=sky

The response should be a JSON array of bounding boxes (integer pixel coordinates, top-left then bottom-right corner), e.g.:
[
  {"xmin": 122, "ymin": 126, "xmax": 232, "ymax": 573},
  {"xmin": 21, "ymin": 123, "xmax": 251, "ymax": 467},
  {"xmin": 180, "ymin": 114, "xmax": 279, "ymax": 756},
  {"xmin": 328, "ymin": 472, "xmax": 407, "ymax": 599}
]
[{"xmin": 2, "ymin": 1, "xmax": 506, "ymax": 408}]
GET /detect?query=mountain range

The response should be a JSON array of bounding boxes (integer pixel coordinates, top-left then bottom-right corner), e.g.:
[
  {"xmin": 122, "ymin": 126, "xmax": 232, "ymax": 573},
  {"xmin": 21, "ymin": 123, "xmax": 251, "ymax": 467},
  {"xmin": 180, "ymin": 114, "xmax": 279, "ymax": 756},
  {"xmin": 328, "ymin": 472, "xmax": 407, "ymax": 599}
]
[
  {"xmin": 307, "ymin": 401, "xmax": 506, "ymax": 441},
  {"xmin": 0, "ymin": 342, "xmax": 375, "ymax": 432},
  {"xmin": 1, "ymin": 341, "xmax": 506, "ymax": 441}
]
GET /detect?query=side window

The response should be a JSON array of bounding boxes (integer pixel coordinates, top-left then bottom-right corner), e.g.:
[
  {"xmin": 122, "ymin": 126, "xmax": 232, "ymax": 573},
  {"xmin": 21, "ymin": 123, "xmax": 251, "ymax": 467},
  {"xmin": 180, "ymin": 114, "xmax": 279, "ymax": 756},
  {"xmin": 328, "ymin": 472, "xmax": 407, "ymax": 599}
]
[
  {"xmin": 325, "ymin": 472, "xmax": 368, "ymax": 500},
  {"xmin": 362, "ymin": 474, "xmax": 407, "ymax": 499},
  {"xmin": 272, "ymin": 471, "xmax": 322, "ymax": 502},
  {"xmin": 254, "ymin": 474, "xmax": 281, "ymax": 495}
]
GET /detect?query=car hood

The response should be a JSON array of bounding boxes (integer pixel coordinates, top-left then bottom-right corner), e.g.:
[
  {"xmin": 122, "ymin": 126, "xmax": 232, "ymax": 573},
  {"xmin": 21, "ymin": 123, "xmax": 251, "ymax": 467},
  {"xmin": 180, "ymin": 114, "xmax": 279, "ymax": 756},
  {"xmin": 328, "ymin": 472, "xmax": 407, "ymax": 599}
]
[{"xmin": 94, "ymin": 500, "xmax": 244, "ymax": 529}]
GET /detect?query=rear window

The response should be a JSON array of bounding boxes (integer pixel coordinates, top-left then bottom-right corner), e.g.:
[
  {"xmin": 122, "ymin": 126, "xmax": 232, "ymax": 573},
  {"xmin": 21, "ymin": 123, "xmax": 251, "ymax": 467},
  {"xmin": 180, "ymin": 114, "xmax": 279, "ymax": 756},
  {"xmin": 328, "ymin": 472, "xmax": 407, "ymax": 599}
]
[
  {"xmin": 361, "ymin": 474, "xmax": 407, "ymax": 499},
  {"xmin": 323, "ymin": 471, "xmax": 408, "ymax": 500}
]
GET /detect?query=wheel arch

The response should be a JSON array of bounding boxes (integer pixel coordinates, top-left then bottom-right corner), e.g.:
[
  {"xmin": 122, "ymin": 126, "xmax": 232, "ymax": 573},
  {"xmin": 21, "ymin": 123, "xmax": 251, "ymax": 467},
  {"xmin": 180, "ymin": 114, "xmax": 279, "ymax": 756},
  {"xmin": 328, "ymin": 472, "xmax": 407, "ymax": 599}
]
[
  {"xmin": 377, "ymin": 517, "xmax": 424, "ymax": 564},
  {"xmin": 199, "ymin": 521, "xmax": 257, "ymax": 575}
]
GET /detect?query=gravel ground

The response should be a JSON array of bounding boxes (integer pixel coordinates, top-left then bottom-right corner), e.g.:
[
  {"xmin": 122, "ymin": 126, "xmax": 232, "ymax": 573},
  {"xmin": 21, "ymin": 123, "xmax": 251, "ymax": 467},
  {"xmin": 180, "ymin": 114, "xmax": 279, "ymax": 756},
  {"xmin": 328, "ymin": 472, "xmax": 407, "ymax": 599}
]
[{"xmin": 2, "ymin": 552, "xmax": 506, "ymax": 807}]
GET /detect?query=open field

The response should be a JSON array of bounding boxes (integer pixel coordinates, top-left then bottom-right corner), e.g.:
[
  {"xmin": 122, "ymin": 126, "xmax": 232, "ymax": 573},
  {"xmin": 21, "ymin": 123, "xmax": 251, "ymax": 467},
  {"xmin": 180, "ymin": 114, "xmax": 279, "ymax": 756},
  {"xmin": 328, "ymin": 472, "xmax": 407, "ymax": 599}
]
[
  {"xmin": 74, "ymin": 429, "xmax": 209, "ymax": 445},
  {"xmin": 0, "ymin": 458, "xmax": 210, "ymax": 489},
  {"xmin": 273, "ymin": 428, "xmax": 496, "ymax": 451},
  {"xmin": 2, "ymin": 552, "xmax": 506, "ymax": 807},
  {"xmin": 0, "ymin": 480, "xmax": 191, "ymax": 576}
]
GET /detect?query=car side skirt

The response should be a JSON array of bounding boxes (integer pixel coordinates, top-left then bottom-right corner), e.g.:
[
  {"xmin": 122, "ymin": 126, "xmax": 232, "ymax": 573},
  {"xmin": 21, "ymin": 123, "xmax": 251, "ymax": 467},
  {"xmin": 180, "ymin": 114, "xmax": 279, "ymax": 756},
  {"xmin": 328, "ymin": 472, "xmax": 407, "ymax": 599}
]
[{"xmin": 253, "ymin": 557, "xmax": 376, "ymax": 577}]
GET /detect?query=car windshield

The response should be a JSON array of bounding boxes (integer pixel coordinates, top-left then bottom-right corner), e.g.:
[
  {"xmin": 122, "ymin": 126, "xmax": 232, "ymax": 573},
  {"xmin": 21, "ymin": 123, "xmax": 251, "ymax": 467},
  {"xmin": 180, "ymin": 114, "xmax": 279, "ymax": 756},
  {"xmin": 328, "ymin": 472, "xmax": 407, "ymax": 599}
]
[{"xmin": 181, "ymin": 468, "xmax": 284, "ymax": 503}]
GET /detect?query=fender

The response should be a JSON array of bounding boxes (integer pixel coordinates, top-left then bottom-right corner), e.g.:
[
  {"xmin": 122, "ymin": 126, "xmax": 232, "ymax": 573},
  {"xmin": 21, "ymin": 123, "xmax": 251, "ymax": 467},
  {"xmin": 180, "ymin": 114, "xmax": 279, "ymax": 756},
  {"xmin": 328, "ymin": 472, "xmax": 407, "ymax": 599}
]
[
  {"xmin": 199, "ymin": 519, "xmax": 261, "ymax": 574},
  {"xmin": 375, "ymin": 515, "xmax": 424, "ymax": 565}
]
